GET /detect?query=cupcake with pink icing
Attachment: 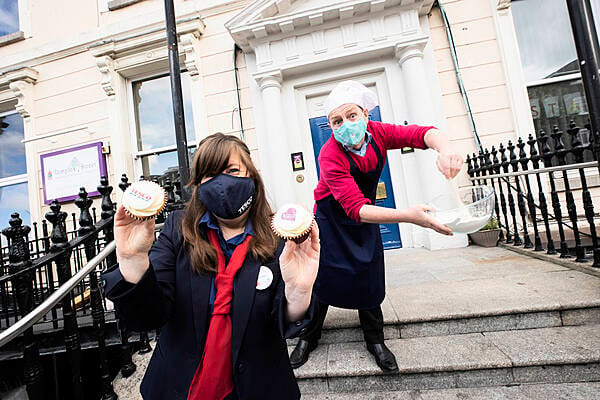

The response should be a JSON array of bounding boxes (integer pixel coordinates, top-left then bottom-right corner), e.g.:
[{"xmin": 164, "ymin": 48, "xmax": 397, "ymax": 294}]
[{"xmin": 271, "ymin": 204, "xmax": 314, "ymax": 243}]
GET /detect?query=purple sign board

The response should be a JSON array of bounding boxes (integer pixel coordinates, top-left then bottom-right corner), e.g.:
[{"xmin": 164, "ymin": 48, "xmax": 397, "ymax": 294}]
[{"xmin": 40, "ymin": 142, "xmax": 108, "ymax": 204}]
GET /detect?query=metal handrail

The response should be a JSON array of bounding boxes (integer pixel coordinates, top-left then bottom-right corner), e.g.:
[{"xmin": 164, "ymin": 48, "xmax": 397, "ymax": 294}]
[
  {"xmin": 0, "ymin": 241, "xmax": 116, "ymax": 348},
  {"xmin": 468, "ymin": 161, "xmax": 598, "ymax": 181}
]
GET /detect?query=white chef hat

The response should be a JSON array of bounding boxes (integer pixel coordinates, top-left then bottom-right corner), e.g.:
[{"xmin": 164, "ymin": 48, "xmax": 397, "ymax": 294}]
[{"xmin": 324, "ymin": 80, "xmax": 379, "ymax": 117}]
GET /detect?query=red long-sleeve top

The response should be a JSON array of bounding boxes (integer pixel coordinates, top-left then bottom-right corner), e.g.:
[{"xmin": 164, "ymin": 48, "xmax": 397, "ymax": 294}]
[{"xmin": 314, "ymin": 120, "xmax": 434, "ymax": 222}]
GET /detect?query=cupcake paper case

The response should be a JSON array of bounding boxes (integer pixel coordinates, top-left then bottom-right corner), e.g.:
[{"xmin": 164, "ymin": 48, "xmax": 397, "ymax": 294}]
[
  {"xmin": 272, "ymin": 204, "xmax": 314, "ymax": 244},
  {"xmin": 121, "ymin": 181, "xmax": 167, "ymax": 220}
]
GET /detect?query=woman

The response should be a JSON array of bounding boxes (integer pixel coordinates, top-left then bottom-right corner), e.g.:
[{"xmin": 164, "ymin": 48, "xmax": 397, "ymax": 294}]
[{"xmin": 102, "ymin": 133, "xmax": 320, "ymax": 400}]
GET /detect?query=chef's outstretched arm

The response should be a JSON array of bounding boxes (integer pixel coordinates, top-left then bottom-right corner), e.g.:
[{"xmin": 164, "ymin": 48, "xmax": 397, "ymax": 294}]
[
  {"xmin": 358, "ymin": 204, "xmax": 452, "ymax": 235},
  {"xmin": 424, "ymin": 129, "xmax": 464, "ymax": 179},
  {"xmin": 358, "ymin": 129, "xmax": 462, "ymax": 234}
]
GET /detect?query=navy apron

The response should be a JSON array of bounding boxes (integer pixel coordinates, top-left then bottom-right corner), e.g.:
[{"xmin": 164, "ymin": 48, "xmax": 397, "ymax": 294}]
[{"xmin": 314, "ymin": 138, "xmax": 385, "ymax": 310}]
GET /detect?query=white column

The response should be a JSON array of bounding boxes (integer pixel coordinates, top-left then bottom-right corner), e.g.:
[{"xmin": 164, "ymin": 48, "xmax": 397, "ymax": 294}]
[
  {"xmin": 255, "ymin": 70, "xmax": 294, "ymax": 208},
  {"xmin": 395, "ymin": 44, "xmax": 467, "ymax": 250}
]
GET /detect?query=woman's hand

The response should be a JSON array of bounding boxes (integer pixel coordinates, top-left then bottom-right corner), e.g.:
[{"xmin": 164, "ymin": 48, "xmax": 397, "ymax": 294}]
[
  {"xmin": 114, "ymin": 205, "xmax": 155, "ymax": 283},
  {"xmin": 405, "ymin": 205, "xmax": 453, "ymax": 236},
  {"xmin": 436, "ymin": 152, "xmax": 464, "ymax": 179},
  {"xmin": 279, "ymin": 222, "xmax": 320, "ymax": 322}
]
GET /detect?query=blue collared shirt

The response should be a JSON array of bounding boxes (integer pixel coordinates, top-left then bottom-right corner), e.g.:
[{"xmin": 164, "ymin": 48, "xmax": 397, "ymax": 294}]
[
  {"xmin": 198, "ymin": 211, "xmax": 255, "ymax": 262},
  {"xmin": 343, "ymin": 131, "xmax": 372, "ymax": 157},
  {"xmin": 199, "ymin": 212, "xmax": 255, "ymax": 310}
]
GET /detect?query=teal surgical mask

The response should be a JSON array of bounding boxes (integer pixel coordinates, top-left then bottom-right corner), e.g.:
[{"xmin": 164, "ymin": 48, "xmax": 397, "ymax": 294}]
[{"xmin": 333, "ymin": 118, "xmax": 367, "ymax": 147}]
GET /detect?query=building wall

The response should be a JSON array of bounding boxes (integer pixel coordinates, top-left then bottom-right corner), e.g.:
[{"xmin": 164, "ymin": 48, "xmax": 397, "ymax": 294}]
[
  {"xmin": 0, "ymin": 0, "xmax": 254, "ymax": 224},
  {"xmin": 428, "ymin": 0, "xmax": 518, "ymax": 188},
  {"xmin": 1, "ymin": 0, "xmax": 596, "ymax": 239}
]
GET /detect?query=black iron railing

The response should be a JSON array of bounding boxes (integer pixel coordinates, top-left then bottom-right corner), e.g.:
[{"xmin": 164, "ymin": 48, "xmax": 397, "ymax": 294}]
[
  {"xmin": 466, "ymin": 121, "xmax": 599, "ymax": 268},
  {"xmin": 0, "ymin": 173, "xmax": 184, "ymax": 400}
]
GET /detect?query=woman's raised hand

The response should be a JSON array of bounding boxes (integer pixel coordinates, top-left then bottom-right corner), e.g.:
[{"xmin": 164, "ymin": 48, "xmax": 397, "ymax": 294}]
[
  {"xmin": 114, "ymin": 205, "xmax": 154, "ymax": 283},
  {"xmin": 279, "ymin": 222, "xmax": 320, "ymax": 294}
]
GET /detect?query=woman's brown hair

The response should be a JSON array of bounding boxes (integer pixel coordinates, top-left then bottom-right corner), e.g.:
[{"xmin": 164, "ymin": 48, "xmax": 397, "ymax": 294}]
[{"xmin": 181, "ymin": 133, "xmax": 279, "ymax": 274}]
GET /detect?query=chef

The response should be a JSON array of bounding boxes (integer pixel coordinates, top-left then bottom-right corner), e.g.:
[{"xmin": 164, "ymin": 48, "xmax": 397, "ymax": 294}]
[{"xmin": 289, "ymin": 81, "xmax": 463, "ymax": 373}]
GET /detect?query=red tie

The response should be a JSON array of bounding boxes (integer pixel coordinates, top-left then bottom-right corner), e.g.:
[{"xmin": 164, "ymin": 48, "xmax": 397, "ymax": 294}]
[{"xmin": 187, "ymin": 229, "xmax": 252, "ymax": 400}]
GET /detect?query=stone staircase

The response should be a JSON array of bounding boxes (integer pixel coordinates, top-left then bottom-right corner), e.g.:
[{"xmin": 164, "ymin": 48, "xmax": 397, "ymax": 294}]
[{"xmin": 113, "ymin": 246, "xmax": 600, "ymax": 399}]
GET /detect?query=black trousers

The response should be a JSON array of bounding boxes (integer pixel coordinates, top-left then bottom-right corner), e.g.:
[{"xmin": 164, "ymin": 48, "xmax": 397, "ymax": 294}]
[{"xmin": 300, "ymin": 301, "xmax": 384, "ymax": 344}]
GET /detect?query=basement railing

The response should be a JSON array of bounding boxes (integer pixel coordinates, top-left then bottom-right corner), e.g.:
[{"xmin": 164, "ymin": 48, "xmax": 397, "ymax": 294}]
[
  {"xmin": 0, "ymin": 173, "xmax": 183, "ymax": 399},
  {"xmin": 466, "ymin": 121, "xmax": 599, "ymax": 268}
]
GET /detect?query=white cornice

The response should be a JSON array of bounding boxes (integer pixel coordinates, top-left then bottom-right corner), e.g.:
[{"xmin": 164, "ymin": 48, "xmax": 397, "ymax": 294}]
[
  {"xmin": 0, "ymin": 66, "xmax": 39, "ymax": 118},
  {"xmin": 227, "ymin": 0, "xmax": 435, "ymax": 51},
  {"xmin": 497, "ymin": 0, "xmax": 511, "ymax": 11},
  {"xmin": 0, "ymin": 0, "xmax": 236, "ymax": 75},
  {"xmin": 88, "ymin": 14, "xmax": 205, "ymax": 58},
  {"xmin": 90, "ymin": 14, "xmax": 205, "ymax": 97},
  {"xmin": 0, "ymin": 66, "xmax": 38, "ymax": 85}
]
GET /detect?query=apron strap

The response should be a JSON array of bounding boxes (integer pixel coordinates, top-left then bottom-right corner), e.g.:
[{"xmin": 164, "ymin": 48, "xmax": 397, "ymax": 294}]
[{"xmin": 342, "ymin": 134, "xmax": 384, "ymax": 173}]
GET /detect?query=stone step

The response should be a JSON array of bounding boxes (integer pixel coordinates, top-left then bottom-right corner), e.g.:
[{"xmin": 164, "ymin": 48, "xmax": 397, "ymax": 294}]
[
  {"xmin": 302, "ymin": 382, "xmax": 600, "ymax": 399},
  {"xmin": 288, "ymin": 262, "xmax": 600, "ymax": 345},
  {"xmin": 292, "ymin": 324, "xmax": 600, "ymax": 394},
  {"xmin": 288, "ymin": 305, "xmax": 600, "ymax": 345}
]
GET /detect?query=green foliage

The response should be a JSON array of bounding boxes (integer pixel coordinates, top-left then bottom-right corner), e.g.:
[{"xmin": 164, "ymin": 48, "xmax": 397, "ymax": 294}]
[{"xmin": 480, "ymin": 217, "xmax": 499, "ymax": 231}]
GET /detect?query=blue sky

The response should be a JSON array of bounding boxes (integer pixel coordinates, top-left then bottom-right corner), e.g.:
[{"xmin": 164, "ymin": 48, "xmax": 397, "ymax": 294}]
[
  {"xmin": 0, "ymin": 113, "xmax": 26, "ymax": 178},
  {"xmin": 0, "ymin": 0, "xmax": 19, "ymax": 36}
]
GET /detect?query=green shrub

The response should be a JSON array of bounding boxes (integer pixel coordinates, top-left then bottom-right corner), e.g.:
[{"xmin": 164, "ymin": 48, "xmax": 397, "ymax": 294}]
[{"xmin": 480, "ymin": 217, "xmax": 499, "ymax": 231}]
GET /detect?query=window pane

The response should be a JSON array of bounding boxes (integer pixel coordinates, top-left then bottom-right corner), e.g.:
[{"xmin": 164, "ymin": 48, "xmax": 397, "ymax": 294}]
[
  {"xmin": 0, "ymin": 0, "xmax": 19, "ymax": 36},
  {"xmin": 512, "ymin": 0, "xmax": 580, "ymax": 82},
  {"xmin": 529, "ymin": 79, "xmax": 596, "ymax": 164},
  {"xmin": 133, "ymin": 73, "xmax": 196, "ymax": 151},
  {"xmin": 140, "ymin": 148, "xmax": 195, "ymax": 183},
  {"xmin": 0, "ymin": 182, "xmax": 30, "ymax": 228},
  {"xmin": 0, "ymin": 112, "xmax": 26, "ymax": 178}
]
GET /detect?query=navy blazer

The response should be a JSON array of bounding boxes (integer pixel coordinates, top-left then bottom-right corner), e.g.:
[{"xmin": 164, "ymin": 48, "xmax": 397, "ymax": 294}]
[{"xmin": 102, "ymin": 211, "xmax": 315, "ymax": 400}]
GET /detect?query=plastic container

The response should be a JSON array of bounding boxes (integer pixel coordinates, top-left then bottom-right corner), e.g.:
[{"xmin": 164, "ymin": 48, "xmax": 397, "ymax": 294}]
[{"xmin": 427, "ymin": 185, "xmax": 495, "ymax": 234}]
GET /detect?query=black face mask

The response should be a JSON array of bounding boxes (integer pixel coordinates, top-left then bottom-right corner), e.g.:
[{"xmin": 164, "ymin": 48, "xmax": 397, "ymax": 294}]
[{"xmin": 197, "ymin": 174, "xmax": 256, "ymax": 220}]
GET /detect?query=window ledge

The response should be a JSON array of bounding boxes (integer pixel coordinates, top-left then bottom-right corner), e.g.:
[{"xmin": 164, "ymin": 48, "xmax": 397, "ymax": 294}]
[
  {"xmin": 0, "ymin": 31, "xmax": 25, "ymax": 47},
  {"xmin": 108, "ymin": 0, "xmax": 144, "ymax": 11}
]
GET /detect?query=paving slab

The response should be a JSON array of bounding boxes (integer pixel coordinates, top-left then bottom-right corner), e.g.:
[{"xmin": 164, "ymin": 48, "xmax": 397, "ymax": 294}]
[
  {"xmin": 327, "ymin": 341, "xmax": 380, "ymax": 377},
  {"xmin": 381, "ymin": 246, "xmax": 600, "ymax": 324},
  {"xmin": 388, "ymin": 334, "xmax": 511, "ymax": 373},
  {"xmin": 302, "ymin": 382, "xmax": 600, "ymax": 400},
  {"xmin": 288, "ymin": 342, "xmax": 328, "ymax": 379},
  {"xmin": 399, "ymin": 311, "xmax": 561, "ymax": 338},
  {"xmin": 484, "ymin": 325, "xmax": 600, "ymax": 366},
  {"xmin": 504, "ymin": 270, "xmax": 600, "ymax": 308},
  {"xmin": 561, "ymin": 307, "xmax": 600, "ymax": 325},
  {"xmin": 512, "ymin": 363, "xmax": 600, "ymax": 384}
]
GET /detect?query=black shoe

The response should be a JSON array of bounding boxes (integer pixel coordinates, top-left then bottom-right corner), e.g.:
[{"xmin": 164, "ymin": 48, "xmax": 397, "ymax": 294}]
[
  {"xmin": 290, "ymin": 339, "xmax": 317, "ymax": 369},
  {"xmin": 366, "ymin": 342, "xmax": 399, "ymax": 374}
]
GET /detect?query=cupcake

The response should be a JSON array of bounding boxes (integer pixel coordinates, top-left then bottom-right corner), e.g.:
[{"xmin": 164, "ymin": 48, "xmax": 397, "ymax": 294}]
[
  {"xmin": 272, "ymin": 204, "xmax": 314, "ymax": 243},
  {"xmin": 121, "ymin": 180, "xmax": 166, "ymax": 220}
]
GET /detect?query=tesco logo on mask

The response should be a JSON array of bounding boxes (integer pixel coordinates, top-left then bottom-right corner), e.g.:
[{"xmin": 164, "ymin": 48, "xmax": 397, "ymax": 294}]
[{"xmin": 238, "ymin": 196, "xmax": 253, "ymax": 215}]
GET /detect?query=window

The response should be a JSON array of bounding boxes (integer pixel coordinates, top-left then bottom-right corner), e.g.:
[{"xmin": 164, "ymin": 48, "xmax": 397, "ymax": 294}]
[
  {"xmin": 0, "ymin": 0, "xmax": 20, "ymax": 36},
  {"xmin": 132, "ymin": 72, "xmax": 196, "ymax": 183},
  {"xmin": 0, "ymin": 111, "xmax": 29, "ymax": 227},
  {"xmin": 512, "ymin": 0, "xmax": 598, "ymax": 164}
]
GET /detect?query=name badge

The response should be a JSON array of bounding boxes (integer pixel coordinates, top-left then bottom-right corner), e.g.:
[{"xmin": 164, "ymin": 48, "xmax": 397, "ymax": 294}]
[{"xmin": 256, "ymin": 266, "xmax": 273, "ymax": 290}]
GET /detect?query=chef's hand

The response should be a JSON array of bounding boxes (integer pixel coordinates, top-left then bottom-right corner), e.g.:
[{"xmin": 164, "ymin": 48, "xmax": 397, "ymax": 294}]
[
  {"xmin": 406, "ymin": 205, "xmax": 453, "ymax": 236},
  {"xmin": 279, "ymin": 222, "xmax": 320, "ymax": 322},
  {"xmin": 114, "ymin": 205, "xmax": 154, "ymax": 283},
  {"xmin": 436, "ymin": 151, "xmax": 464, "ymax": 179}
]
